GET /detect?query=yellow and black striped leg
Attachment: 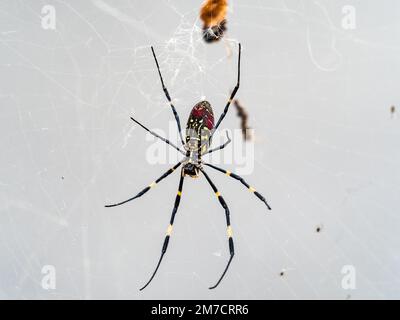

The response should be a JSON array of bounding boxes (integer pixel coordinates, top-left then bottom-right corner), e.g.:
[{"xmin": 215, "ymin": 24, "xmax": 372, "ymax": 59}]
[
  {"xmin": 140, "ymin": 170, "xmax": 185, "ymax": 290},
  {"xmin": 105, "ymin": 161, "xmax": 183, "ymax": 208},
  {"xmin": 200, "ymin": 169, "xmax": 234, "ymax": 290},
  {"xmin": 198, "ymin": 44, "xmax": 241, "ymax": 152},
  {"xmin": 212, "ymin": 43, "xmax": 241, "ymax": 133},
  {"xmin": 151, "ymin": 46, "xmax": 185, "ymax": 146},
  {"xmin": 204, "ymin": 163, "xmax": 271, "ymax": 210}
]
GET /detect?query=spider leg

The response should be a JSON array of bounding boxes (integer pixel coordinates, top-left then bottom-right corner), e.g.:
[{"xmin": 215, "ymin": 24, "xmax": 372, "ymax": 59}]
[
  {"xmin": 200, "ymin": 168, "xmax": 234, "ymax": 290},
  {"xmin": 212, "ymin": 43, "xmax": 241, "ymax": 135},
  {"xmin": 197, "ymin": 43, "xmax": 241, "ymax": 153},
  {"xmin": 204, "ymin": 163, "xmax": 271, "ymax": 210},
  {"xmin": 202, "ymin": 131, "xmax": 231, "ymax": 156},
  {"xmin": 151, "ymin": 46, "xmax": 185, "ymax": 146},
  {"xmin": 130, "ymin": 117, "xmax": 185, "ymax": 155},
  {"xmin": 105, "ymin": 161, "xmax": 183, "ymax": 208},
  {"xmin": 140, "ymin": 169, "xmax": 185, "ymax": 290}
]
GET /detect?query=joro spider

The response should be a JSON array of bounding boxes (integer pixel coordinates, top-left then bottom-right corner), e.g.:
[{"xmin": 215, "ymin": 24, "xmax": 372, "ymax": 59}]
[{"xmin": 105, "ymin": 43, "xmax": 271, "ymax": 290}]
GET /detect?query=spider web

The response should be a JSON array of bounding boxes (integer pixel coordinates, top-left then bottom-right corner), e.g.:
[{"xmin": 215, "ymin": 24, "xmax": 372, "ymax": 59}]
[{"xmin": 0, "ymin": 0, "xmax": 399, "ymax": 299}]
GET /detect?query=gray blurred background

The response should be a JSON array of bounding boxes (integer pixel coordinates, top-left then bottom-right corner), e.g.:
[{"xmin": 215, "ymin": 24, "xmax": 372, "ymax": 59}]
[{"xmin": 1, "ymin": 0, "xmax": 400, "ymax": 299}]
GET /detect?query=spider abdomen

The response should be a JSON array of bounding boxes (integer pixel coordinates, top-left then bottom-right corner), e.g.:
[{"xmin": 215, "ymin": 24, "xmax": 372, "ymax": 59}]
[{"xmin": 185, "ymin": 100, "xmax": 214, "ymax": 155}]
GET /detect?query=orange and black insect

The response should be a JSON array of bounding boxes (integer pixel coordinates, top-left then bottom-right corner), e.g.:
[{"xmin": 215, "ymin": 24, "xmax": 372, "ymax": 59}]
[
  {"xmin": 105, "ymin": 43, "xmax": 271, "ymax": 290},
  {"xmin": 200, "ymin": 0, "xmax": 228, "ymax": 43}
]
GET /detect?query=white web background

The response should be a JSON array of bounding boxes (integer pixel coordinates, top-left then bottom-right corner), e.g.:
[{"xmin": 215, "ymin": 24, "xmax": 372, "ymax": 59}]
[{"xmin": 0, "ymin": 0, "xmax": 399, "ymax": 299}]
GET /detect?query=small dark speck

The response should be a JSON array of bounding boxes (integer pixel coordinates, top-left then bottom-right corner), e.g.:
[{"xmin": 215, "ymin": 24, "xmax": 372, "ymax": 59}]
[
  {"xmin": 61, "ymin": 176, "xmax": 64, "ymax": 180},
  {"xmin": 279, "ymin": 271, "xmax": 285, "ymax": 277},
  {"xmin": 316, "ymin": 224, "xmax": 323, "ymax": 233},
  {"xmin": 390, "ymin": 105, "xmax": 395, "ymax": 114}
]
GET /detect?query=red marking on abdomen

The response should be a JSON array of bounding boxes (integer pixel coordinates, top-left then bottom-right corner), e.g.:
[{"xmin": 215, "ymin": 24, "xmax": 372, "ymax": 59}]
[{"xmin": 189, "ymin": 101, "xmax": 214, "ymax": 130}]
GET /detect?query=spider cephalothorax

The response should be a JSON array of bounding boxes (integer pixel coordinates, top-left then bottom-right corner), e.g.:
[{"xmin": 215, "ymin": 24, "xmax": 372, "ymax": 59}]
[{"xmin": 105, "ymin": 43, "xmax": 272, "ymax": 291}]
